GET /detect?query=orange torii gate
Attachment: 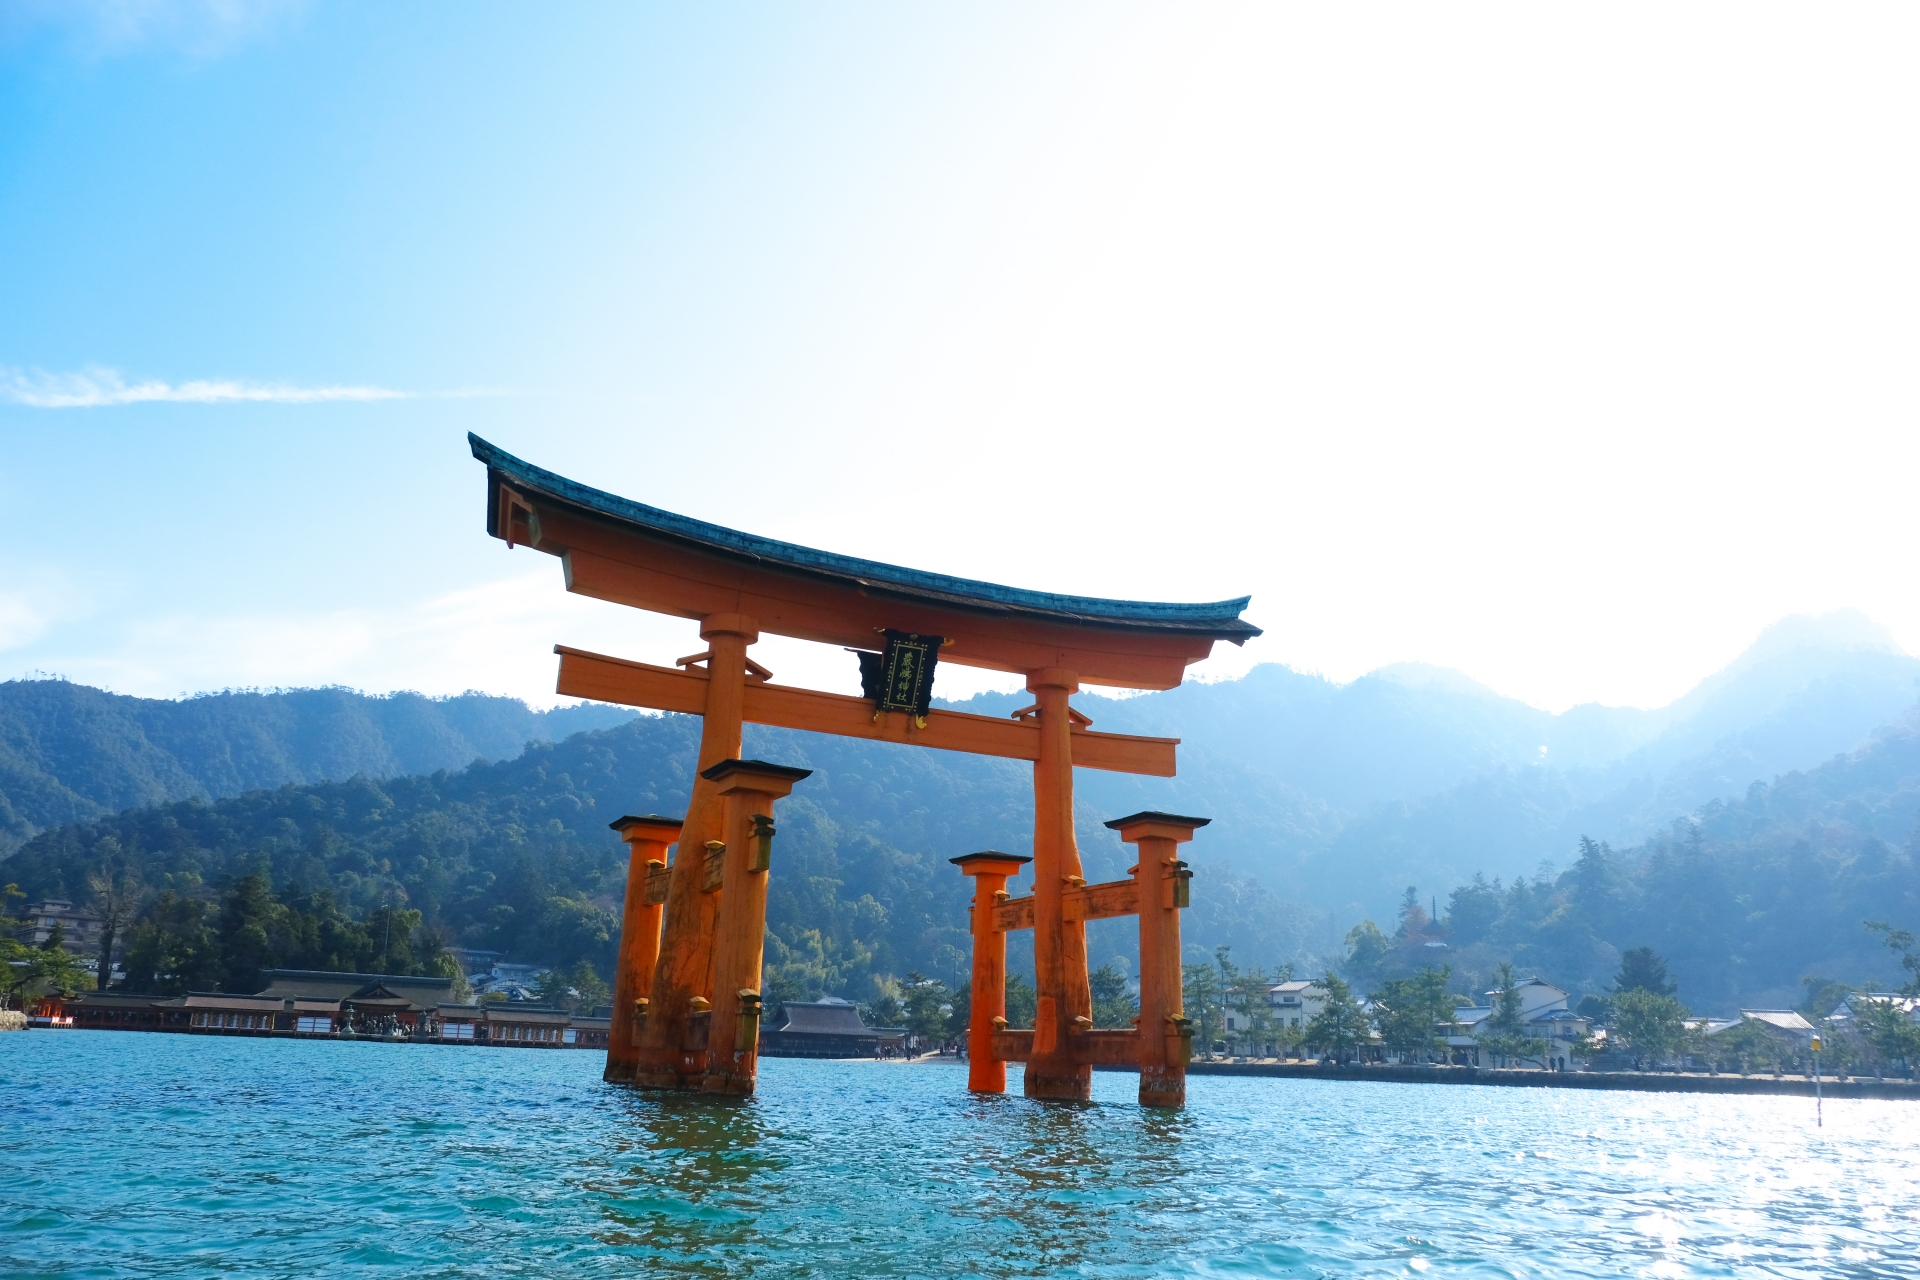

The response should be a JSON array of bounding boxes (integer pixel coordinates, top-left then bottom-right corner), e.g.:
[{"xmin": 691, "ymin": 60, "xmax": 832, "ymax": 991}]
[{"xmin": 469, "ymin": 434, "xmax": 1260, "ymax": 1106}]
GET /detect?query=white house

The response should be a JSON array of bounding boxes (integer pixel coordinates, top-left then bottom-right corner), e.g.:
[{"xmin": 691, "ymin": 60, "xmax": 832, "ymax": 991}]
[
  {"xmin": 1832, "ymin": 993, "xmax": 1920, "ymax": 1026},
  {"xmin": 1737, "ymin": 1009, "xmax": 1816, "ymax": 1043},
  {"xmin": 1489, "ymin": 978, "xmax": 1573, "ymax": 1019},
  {"xmin": 1444, "ymin": 978, "xmax": 1591, "ymax": 1068},
  {"xmin": 1217, "ymin": 980, "xmax": 1329, "ymax": 1052},
  {"xmin": 1263, "ymin": 980, "xmax": 1325, "ymax": 1032}
]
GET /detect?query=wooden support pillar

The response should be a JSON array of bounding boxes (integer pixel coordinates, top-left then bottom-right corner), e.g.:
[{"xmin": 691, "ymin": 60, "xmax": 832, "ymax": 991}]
[
  {"xmin": 700, "ymin": 759, "xmax": 811, "ymax": 1097},
  {"xmin": 950, "ymin": 851, "xmax": 1032, "ymax": 1094},
  {"xmin": 1107, "ymin": 810, "xmax": 1206, "ymax": 1108},
  {"xmin": 604, "ymin": 814, "xmax": 682, "ymax": 1083},
  {"xmin": 1025, "ymin": 667, "xmax": 1092, "ymax": 1101},
  {"xmin": 635, "ymin": 612, "xmax": 758, "ymax": 1089}
]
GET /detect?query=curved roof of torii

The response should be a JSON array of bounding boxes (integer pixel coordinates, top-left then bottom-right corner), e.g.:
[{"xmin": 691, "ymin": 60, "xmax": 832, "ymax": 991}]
[
  {"xmin": 471, "ymin": 434, "xmax": 1259, "ymax": 689},
  {"xmin": 472, "ymin": 434, "xmax": 1259, "ymax": 640}
]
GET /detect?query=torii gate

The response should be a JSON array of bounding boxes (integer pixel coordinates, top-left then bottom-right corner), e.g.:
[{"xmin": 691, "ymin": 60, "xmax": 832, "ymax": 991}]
[{"xmin": 470, "ymin": 435, "xmax": 1259, "ymax": 1106}]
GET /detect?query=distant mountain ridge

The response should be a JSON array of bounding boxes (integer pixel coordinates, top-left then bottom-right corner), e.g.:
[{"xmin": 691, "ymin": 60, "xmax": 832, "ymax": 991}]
[
  {"xmin": 1293, "ymin": 625, "xmax": 1920, "ymax": 919},
  {"xmin": 940, "ymin": 611, "xmax": 1920, "ymax": 919},
  {"xmin": 4, "ymin": 612, "xmax": 1915, "ymax": 927},
  {"xmin": 3, "ymin": 612, "xmax": 1918, "ymax": 1009},
  {"xmin": 0, "ymin": 681, "xmax": 635, "ymax": 853}
]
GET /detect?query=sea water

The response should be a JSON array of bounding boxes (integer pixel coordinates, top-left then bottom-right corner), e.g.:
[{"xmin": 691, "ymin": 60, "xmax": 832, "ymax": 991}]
[{"xmin": 3, "ymin": 1032, "xmax": 1916, "ymax": 1277}]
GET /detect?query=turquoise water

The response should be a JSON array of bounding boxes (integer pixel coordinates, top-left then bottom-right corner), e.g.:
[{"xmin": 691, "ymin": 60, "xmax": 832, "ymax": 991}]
[{"xmin": 3, "ymin": 1032, "xmax": 1917, "ymax": 1277}]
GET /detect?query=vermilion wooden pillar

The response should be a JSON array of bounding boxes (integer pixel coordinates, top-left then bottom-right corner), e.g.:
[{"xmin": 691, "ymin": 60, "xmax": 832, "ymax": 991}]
[
  {"xmin": 1107, "ymin": 811, "xmax": 1205, "ymax": 1108},
  {"xmin": 604, "ymin": 814, "xmax": 682, "ymax": 1084},
  {"xmin": 700, "ymin": 759, "xmax": 811, "ymax": 1097},
  {"xmin": 636, "ymin": 612, "xmax": 758, "ymax": 1089},
  {"xmin": 950, "ymin": 851, "xmax": 1032, "ymax": 1093},
  {"xmin": 1025, "ymin": 667, "xmax": 1093, "ymax": 1101}
]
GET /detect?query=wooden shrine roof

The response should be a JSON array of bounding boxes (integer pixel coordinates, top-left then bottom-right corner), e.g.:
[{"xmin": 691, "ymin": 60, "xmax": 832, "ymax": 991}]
[
  {"xmin": 254, "ymin": 970, "xmax": 453, "ymax": 1011},
  {"xmin": 770, "ymin": 998, "xmax": 875, "ymax": 1036},
  {"xmin": 471, "ymin": 435, "xmax": 1260, "ymax": 687}
]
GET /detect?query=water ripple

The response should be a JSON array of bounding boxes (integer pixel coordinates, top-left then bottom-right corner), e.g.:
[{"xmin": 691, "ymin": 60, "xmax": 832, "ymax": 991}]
[{"xmin": 3, "ymin": 1033, "xmax": 1918, "ymax": 1277}]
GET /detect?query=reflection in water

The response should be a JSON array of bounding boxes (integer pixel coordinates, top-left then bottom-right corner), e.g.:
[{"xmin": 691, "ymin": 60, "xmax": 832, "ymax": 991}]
[
  {"xmin": 584, "ymin": 1091, "xmax": 786, "ymax": 1277},
  {"xmin": 857, "ymin": 1072, "xmax": 1202, "ymax": 1279},
  {"xmin": 580, "ymin": 1069, "xmax": 1199, "ymax": 1279},
  {"xmin": 974, "ymin": 1092, "xmax": 1193, "ymax": 1277}
]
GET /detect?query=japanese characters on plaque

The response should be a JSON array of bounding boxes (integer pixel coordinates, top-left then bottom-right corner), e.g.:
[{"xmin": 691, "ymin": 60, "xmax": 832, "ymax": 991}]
[{"xmin": 856, "ymin": 630, "xmax": 943, "ymax": 719}]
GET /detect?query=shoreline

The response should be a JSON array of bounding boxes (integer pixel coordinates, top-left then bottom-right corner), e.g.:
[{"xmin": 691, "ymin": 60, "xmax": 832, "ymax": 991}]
[
  {"xmin": 1157, "ymin": 1059, "xmax": 1918, "ymax": 1099},
  {"xmin": 33, "ymin": 1033, "xmax": 1913, "ymax": 1100},
  {"xmin": 878, "ymin": 1053, "xmax": 1915, "ymax": 1100}
]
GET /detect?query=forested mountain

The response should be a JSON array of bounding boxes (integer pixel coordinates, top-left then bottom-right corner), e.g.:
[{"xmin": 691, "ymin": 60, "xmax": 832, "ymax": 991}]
[
  {"xmin": 1345, "ymin": 702, "xmax": 1920, "ymax": 1012},
  {"xmin": 1299, "ymin": 629, "xmax": 1920, "ymax": 920},
  {"xmin": 0, "ymin": 680, "xmax": 634, "ymax": 853},
  {"xmin": 935, "ymin": 611, "xmax": 1920, "ymax": 923},
  {"xmin": 4, "ymin": 611, "xmax": 1918, "ymax": 1011},
  {"xmin": 0, "ymin": 711, "xmax": 1315, "ymax": 1002}
]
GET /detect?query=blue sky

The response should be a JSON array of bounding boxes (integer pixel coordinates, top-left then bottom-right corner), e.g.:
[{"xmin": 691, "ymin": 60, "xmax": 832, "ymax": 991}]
[{"xmin": 3, "ymin": 3, "xmax": 1917, "ymax": 711}]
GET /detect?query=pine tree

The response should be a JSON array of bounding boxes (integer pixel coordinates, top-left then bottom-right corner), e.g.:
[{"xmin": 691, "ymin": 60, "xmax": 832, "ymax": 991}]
[
  {"xmin": 1303, "ymin": 973, "xmax": 1370, "ymax": 1063},
  {"xmin": 1089, "ymin": 964, "xmax": 1138, "ymax": 1029},
  {"xmin": 1613, "ymin": 947, "xmax": 1677, "ymax": 997},
  {"xmin": 1182, "ymin": 963, "xmax": 1222, "ymax": 1057},
  {"xmin": 1475, "ymin": 962, "xmax": 1549, "ymax": 1067}
]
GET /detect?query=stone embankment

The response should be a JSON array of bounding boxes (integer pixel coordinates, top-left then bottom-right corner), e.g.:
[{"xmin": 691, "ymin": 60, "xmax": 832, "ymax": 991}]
[
  {"xmin": 1151, "ymin": 1059, "xmax": 1916, "ymax": 1100},
  {"xmin": 0, "ymin": 1010, "xmax": 26, "ymax": 1032}
]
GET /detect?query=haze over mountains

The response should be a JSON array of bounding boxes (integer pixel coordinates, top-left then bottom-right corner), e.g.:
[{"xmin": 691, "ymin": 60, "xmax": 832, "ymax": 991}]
[
  {"xmin": 4, "ymin": 610, "xmax": 1917, "ymax": 1010},
  {"xmin": 951, "ymin": 610, "xmax": 1920, "ymax": 920}
]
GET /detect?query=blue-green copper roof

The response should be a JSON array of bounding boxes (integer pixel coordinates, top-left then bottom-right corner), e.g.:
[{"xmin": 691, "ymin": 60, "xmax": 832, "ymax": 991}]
[{"xmin": 470, "ymin": 433, "xmax": 1259, "ymax": 639}]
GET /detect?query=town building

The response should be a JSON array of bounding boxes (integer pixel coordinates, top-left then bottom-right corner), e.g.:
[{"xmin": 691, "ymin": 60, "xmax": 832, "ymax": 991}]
[
  {"xmin": 447, "ymin": 948, "xmax": 506, "ymax": 975},
  {"xmin": 1444, "ymin": 978, "xmax": 1592, "ymax": 1067},
  {"xmin": 1264, "ymin": 980, "xmax": 1325, "ymax": 1032},
  {"xmin": 468, "ymin": 960, "xmax": 547, "ymax": 1002},
  {"xmin": 13, "ymin": 900, "xmax": 107, "ymax": 953},
  {"xmin": 1831, "ymin": 992, "xmax": 1920, "ymax": 1025},
  {"xmin": 1737, "ymin": 1009, "xmax": 1817, "ymax": 1043},
  {"xmin": 1684, "ymin": 1009, "xmax": 1819, "ymax": 1072}
]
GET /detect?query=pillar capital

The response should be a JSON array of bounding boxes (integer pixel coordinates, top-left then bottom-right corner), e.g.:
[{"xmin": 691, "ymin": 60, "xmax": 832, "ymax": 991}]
[
  {"xmin": 1025, "ymin": 667, "xmax": 1079, "ymax": 693},
  {"xmin": 699, "ymin": 758, "xmax": 812, "ymax": 800},
  {"xmin": 1104, "ymin": 810, "xmax": 1210, "ymax": 845},
  {"xmin": 699, "ymin": 612, "xmax": 760, "ymax": 643},
  {"xmin": 949, "ymin": 850, "xmax": 1033, "ymax": 879},
  {"xmin": 610, "ymin": 814, "xmax": 685, "ymax": 844}
]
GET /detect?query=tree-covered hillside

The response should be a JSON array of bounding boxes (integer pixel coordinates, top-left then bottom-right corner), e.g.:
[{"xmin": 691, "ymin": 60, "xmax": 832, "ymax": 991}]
[
  {"xmin": 0, "ymin": 679, "xmax": 633, "ymax": 853},
  {"xmin": 1198, "ymin": 629, "xmax": 1920, "ymax": 921},
  {"xmin": 1342, "ymin": 705, "xmax": 1920, "ymax": 1012},
  {"xmin": 1, "ymin": 711, "xmax": 1323, "ymax": 1001},
  {"xmin": 6, "ymin": 611, "xmax": 1919, "ymax": 1006}
]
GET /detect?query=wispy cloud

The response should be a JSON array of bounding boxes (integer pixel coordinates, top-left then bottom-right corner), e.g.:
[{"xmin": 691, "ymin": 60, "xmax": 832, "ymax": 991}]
[
  {"xmin": 1, "ymin": 366, "xmax": 413, "ymax": 408},
  {"xmin": 0, "ymin": 1, "xmax": 311, "ymax": 62}
]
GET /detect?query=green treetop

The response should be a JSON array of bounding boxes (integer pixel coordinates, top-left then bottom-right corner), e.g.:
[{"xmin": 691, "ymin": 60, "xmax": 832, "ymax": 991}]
[
  {"xmin": 1608, "ymin": 987, "xmax": 1692, "ymax": 1068},
  {"xmin": 1613, "ymin": 947, "xmax": 1677, "ymax": 997},
  {"xmin": 1304, "ymin": 972, "xmax": 1371, "ymax": 1063},
  {"xmin": 1371, "ymin": 965, "xmax": 1452, "ymax": 1062},
  {"xmin": 1474, "ymin": 962, "xmax": 1549, "ymax": 1067},
  {"xmin": 1090, "ymin": 964, "xmax": 1138, "ymax": 1030}
]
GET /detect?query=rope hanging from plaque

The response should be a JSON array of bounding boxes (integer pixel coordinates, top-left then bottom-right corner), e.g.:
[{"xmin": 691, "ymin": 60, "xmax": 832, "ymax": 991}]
[{"xmin": 854, "ymin": 630, "xmax": 943, "ymax": 727}]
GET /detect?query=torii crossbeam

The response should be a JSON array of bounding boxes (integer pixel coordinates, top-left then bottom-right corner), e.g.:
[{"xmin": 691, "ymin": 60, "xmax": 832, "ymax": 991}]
[{"xmin": 470, "ymin": 434, "xmax": 1260, "ymax": 1106}]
